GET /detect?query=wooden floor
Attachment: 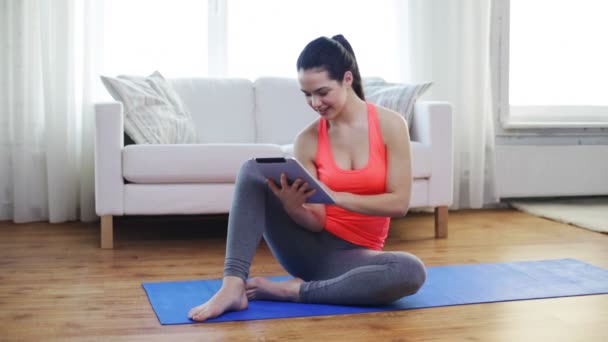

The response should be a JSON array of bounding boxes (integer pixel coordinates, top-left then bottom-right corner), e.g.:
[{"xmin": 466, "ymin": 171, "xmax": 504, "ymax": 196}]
[{"xmin": 1, "ymin": 209, "xmax": 607, "ymax": 341}]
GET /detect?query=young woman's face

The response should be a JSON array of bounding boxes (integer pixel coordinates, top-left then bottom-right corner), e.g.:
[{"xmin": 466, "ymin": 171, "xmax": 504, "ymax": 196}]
[{"xmin": 298, "ymin": 69, "xmax": 351, "ymax": 119}]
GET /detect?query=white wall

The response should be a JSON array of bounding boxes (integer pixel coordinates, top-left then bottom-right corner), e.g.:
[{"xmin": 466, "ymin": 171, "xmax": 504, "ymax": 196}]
[{"xmin": 496, "ymin": 143, "xmax": 608, "ymax": 198}]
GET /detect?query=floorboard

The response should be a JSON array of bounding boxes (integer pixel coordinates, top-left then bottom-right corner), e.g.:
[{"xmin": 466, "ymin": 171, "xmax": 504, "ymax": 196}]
[{"xmin": 1, "ymin": 209, "xmax": 606, "ymax": 341}]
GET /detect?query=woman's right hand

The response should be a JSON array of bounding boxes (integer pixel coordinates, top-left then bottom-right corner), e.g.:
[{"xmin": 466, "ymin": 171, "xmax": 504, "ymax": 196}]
[{"xmin": 267, "ymin": 173, "xmax": 317, "ymax": 212}]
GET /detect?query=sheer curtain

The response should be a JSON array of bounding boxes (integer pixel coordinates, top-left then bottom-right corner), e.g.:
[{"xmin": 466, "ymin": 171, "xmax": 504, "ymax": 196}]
[
  {"xmin": 402, "ymin": 0, "xmax": 499, "ymax": 209},
  {"xmin": 0, "ymin": 0, "xmax": 100, "ymax": 223}
]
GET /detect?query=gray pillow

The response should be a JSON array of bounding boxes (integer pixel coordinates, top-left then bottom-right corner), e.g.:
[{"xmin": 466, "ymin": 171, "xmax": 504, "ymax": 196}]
[
  {"xmin": 100, "ymin": 71, "xmax": 199, "ymax": 144},
  {"xmin": 364, "ymin": 81, "xmax": 433, "ymax": 126}
]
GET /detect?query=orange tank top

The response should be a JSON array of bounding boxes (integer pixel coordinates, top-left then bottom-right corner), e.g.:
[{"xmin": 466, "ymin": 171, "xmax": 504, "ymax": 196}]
[{"xmin": 315, "ymin": 103, "xmax": 390, "ymax": 250}]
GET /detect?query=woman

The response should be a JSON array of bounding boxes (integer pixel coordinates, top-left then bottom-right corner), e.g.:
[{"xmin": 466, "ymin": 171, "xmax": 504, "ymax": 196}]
[{"xmin": 189, "ymin": 35, "xmax": 426, "ymax": 322}]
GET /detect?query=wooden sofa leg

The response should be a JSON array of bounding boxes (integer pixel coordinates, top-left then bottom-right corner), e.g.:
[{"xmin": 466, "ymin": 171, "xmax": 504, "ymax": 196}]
[
  {"xmin": 101, "ymin": 215, "xmax": 114, "ymax": 249},
  {"xmin": 434, "ymin": 206, "xmax": 448, "ymax": 238}
]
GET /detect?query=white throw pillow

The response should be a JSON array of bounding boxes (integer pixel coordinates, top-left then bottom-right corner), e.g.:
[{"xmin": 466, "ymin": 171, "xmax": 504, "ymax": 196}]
[
  {"xmin": 100, "ymin": 71, "xmax": 199, "ymax": 144},
  {"xmin": 364, "ymin": 81, "xmax": 433, "ymax": 127}
]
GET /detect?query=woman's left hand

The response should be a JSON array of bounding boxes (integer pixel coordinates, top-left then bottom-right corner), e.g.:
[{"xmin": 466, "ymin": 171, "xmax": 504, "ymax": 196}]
[{"xmin": 267, "ymin": 173, "xmax": 317, "ymax": 212}]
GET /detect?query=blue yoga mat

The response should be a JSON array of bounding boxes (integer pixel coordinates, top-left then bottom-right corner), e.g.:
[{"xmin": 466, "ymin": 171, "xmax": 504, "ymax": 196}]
[{"xmin": 142, "ymin": 258, "xmax": 608, "ymax": 324}]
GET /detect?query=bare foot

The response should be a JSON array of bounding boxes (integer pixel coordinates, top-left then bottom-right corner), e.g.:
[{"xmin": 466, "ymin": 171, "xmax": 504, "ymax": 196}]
[
  {"xmin": 246, "ymin": 277, "xmax": 304, "ymax": 302},
  {"xmin": 188, "ymin": 276, "xmax": 248, "ymax": 322}
]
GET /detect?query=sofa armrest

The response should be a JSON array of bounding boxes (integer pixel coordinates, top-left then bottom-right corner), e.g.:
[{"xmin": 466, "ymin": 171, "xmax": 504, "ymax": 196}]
[
  {"xmin": 411, "ymin": 101, "xmax": 453, "ymax": 207},
  {"xmin": 94, "ymin": 102, "xmax": 125, "ymax": 216}
]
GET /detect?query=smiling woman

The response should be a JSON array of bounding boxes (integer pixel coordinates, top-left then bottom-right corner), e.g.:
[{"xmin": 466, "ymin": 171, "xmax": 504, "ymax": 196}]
[{"xmin": 187, "ymin": 34, "xmax": 425, "ymax": 322}]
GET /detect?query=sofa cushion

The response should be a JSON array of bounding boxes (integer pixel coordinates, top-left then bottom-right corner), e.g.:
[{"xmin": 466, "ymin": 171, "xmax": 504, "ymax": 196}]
[
  {"xmin": 365, "ymin": 81, "xmax": 432, "ymax": 127},
  {"xmin": 170, "ymin": 78, "xmax": 256, "ymax": 143},
  {"xmin": 122, "ymin": 144, "xmax": 285, "ymax": 183},
  {"xmin": 254, "ymin": 77, "xmax": 319, "ymax": 145},
  {"xmin": 124, "ymin": 184, "xmax": 235, "ymax": 215},
  {"xmin": 100, "ymin": 71, "xmax": 199, "ymax": 144},
  {"xmin": 280, "ymin": 144, "xmax": 295, "ymax": 158}
]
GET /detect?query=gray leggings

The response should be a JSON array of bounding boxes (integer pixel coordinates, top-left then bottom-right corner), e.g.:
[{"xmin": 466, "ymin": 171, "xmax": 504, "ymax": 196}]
[{"xmin": 224, "ymin": 160, "xmax": 426, "ymax": 306}]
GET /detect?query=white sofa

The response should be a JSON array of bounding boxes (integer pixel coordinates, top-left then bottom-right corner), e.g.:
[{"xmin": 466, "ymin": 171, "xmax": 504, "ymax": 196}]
[{"xmin": 95, "ymin": 77, "xmax": 453, "ymax": 249}]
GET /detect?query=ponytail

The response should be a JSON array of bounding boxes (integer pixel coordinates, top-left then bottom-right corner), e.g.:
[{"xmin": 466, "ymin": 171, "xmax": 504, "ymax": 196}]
[
  {"xmin": 297, "ymin": 34, "xmax": 365, "ymax": 100},
  {"xmin": 331, "ymin": 35, "xmax": 365, "ymax": 100}
]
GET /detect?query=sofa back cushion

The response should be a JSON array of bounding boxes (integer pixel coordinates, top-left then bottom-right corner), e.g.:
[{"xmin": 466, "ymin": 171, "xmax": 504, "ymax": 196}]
[
  {"xmin": 254, "ymin": 77, "xmax": 319, "ymax": 145},
  {"xmin": 170, "ymin": 78, "xmax": 256, "ymax": 143}
]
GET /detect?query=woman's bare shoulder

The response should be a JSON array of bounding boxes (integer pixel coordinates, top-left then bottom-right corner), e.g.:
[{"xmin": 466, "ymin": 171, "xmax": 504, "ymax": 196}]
[
  {"xmin": 294, "ymin": 119, "xmax": 321, "ymax": 162},
  {"xmin": 375, "ymin": 105, "xmax": 405, "ymax": 124},
  {"xmin": 374, "ymin": 105, "xmax": 408, "ymax": 143}
]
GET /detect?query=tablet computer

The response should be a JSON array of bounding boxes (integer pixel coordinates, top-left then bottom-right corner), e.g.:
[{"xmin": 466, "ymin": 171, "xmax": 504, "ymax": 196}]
[{"xmin": 253, "ymin": 157, "xmax": 335, "ymax": 204}]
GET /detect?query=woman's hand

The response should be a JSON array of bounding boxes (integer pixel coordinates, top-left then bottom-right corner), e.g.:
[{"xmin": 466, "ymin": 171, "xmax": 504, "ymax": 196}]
[{"xmin": 267, "ymin": 173, "xmax": 317, "ymax": 212}]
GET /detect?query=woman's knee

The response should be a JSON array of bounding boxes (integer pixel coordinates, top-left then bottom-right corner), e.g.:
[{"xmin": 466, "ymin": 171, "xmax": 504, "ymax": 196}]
[
  {"xmin": 238, "ymin": 159, "xmax": 257, "ymax": 175},
  {"xmin": 236, "ymin": 159, "xmax": 265, "ymax": 184},
  {"xmin": 391, "ymin": 252, "xmax": 427, "ymax": 295}
]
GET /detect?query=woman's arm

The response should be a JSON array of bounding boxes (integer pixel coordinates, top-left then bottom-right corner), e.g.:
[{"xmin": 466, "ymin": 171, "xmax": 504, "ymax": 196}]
[
  {"xmin": 333, "ymin": 108, "xmax": 413, "ymax": 217},
  {"xmin": 268, "ymin": 124, "xmax": 326, "ymax": 232}
]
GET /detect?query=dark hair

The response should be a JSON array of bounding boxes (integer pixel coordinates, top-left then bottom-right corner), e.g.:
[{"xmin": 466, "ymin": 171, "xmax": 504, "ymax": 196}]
[{"xmin": 296, "ymin": 34, "xmax": 365, "ymax": 100}]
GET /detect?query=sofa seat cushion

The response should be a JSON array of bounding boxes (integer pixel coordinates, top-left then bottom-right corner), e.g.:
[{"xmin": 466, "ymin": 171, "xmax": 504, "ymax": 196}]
[
  {"xmin": 280, "ymin": 142, "xmax": 431, "ymax": 179},
  {"xmin": 280, "ymin": 144, "xmax": 295, "ymax": 158},
  {"xmin": 123, "ymin": 144, "xmax": 285, "ymax": 184}
]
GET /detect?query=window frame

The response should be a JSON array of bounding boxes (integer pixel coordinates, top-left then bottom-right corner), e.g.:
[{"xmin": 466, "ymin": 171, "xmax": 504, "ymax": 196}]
[
  {"xmin": 497, "ymin": 0, "xmax": 608, "ymax": 129},
  {"xmin": 208, "ymin": 0, "xmax": 227, "ymax": 77}
]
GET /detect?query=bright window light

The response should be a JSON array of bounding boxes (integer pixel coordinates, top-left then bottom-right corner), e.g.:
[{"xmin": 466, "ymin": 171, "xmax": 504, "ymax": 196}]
[
  {"xmin": 102, "ymin": 0, "xmax": 208, "ymax": 77},
  {"xmin": 226, "ymin": 0, "xmax": 399, "ymax": 81},
  {"xmin": 509, "ymin": 0, "xmax": 608, "ymax": 107},
  {"xmin": 100, "ymin": 0, "xmax": 399, "ymax": 81}
]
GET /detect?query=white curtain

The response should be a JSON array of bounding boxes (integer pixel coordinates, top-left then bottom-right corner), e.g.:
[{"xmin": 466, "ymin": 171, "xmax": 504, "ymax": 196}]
[
  {"xmin": 402, "ymin": 0, "xmax": 499, "ymax": 209},
  {"xmin": 0, "ymin": 0, "xmax": 100, "ymax": 223}
]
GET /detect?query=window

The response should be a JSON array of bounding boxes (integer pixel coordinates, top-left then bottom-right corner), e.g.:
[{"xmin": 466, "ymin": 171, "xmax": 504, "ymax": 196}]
[
  {"xmin": 500, "ymin": 0, "xmax": 608, "ymax": 128},
  {"xmin": 226, "ymin": 0, "xmax": 400, "ymax": 80},
  {"xmin": 102, "ymin": 0, "xmax": 208, "ymax": 77},
  {"xmin": 100, "ymin": 0, "xmax": 400, "ymax": 81}
]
